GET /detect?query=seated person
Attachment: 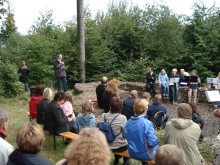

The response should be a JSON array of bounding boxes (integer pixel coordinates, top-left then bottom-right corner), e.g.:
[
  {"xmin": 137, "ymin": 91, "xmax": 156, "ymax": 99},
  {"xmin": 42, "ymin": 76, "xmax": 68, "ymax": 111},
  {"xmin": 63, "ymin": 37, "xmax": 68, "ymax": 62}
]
[
  {"xmin": 55, "ymin": 128, "xmax": 110, "ymax": 165},
  {"xmin": 164, "ymin": 103, "xmax": 204, "ymax": 165},
  {"xmin": 36, "ymin": 88, "xmax": 53, "ymax": 125},
  {"xmin": 96, "ymin": 76, "xmax": 108, "ymax": 108},
  {"xmin": 147, "ymin": 94, "xmax": 168, "ymax": 128},
  {"xmin": 29, "ymin": 85, "xmax": 44, "ymax": 119},
  {"xmin": 125, "ymin": 99, "xmax": 159, "ymax": 164},
  {"xmin": 0, "ymin": 108, "xmax": 14, "ymax": 165},
  {"xmin": 7, "ymin": 123, "xmax": 52, "ymax": 165},
  {"xmin": 155, "ymin": 144, "xmax": 186, "ymax": 165},
  {"xmin": 73, "ymin": 101, "xmax": 96, "ymax": 133},
  {"xmin": 44, "ymin": 92, "xmax": 69, "ymax": 134},
  {"xmin": 99, "ymin": 97, "xmax": 130, "ymax": 165},
  {"xmin": 121, "ymin": 90, "xmax": 138, "ymax": 120}
]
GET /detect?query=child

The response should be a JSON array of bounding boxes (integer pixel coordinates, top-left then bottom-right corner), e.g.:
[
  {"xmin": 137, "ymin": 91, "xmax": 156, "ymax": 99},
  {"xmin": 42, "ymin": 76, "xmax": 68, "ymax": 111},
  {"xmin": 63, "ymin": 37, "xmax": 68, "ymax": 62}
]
[
  {"xmin": 73, "ymin": 101, "xmax": 96, "ymax": 133},
  {"xmin": 125, "ymin": 99, "xmax": 159, "ymax": 165}
]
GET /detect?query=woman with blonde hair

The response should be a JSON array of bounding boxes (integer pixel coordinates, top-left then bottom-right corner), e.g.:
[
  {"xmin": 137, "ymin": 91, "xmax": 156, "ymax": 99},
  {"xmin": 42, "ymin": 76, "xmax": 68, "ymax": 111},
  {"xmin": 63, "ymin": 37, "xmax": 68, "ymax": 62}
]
[
  {"xmin": 56, "ymin": 128, "xmax": 110, "ymax": 165},
  {"xmin": 73, "ymin": 101, "xmax": 96, "ymax": 133},
  {"xmin": 102, "ymin": 83, "xmax": 119, "ymax": 113},
  {"xmin": 158, "ymin": 69, "xmax": 169, "ymax": 99},
  {"xmin": 36, "ymin": 87, "xmax": 53, "ymax": 125},
  {"xmin": 7, "ymin": 123, "xmax": 52, "ymax": 165}
]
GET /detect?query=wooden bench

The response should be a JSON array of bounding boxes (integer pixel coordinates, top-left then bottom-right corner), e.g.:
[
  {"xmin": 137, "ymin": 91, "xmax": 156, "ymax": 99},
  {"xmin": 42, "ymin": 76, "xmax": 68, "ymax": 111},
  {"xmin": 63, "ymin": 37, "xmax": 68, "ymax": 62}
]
[{"xmin": 114, "ymin": 150, "xmax": 155, "ymax": 165}]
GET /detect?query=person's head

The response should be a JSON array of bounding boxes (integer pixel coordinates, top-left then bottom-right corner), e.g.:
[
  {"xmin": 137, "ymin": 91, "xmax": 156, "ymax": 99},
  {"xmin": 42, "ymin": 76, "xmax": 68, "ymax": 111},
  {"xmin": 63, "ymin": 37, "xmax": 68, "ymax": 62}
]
[
  {"xmin": 133, "ymin": 99, "xmax": 148, "ymax": 116},
  {"xmin": 155, "ymin": 144, "xmax": 186, "ymax": 165},
  {"xmin": 65, "ymin": 92, "xmax": 73, "ymax": 104},
  {"xmin": 177, "ymin": 103, "xmax": 192, "ymax": 120},
  {"xmin": 180, "ymin": 69, "xmax": 185, "ymax": 75},
  {"xmin": 172, "ymin": 68, "xmax": 177, "ymax": 75},
  {"xmin": 149, "ymin": 67, "xmax": 154, "ymax": 73},
  {"xmin": 64, "ymin": 128, "xmax": 110, "ymax": 165},
  {"xmin": 43, "ymin": 88, "xmax": 53, "ymax": 100},
  {"xmin": 21, "ymin": 61, "xmax": 26, "ymax": 66},
  {"xmin": 101, "ymin": 76, "xmax": 108, "ymax": 84},
  {"xmin": 57, "ymin": 54, "xmax": 63, "ymax": 61},
  {"xmin": 191, "ymin": 70, "xmax": 197, "ymax": 76},
  {"xmin": 188, "ymin": 102, "xmax": 199, "ymax": 114},
  {"xmin": 105, "ymin": 83, "xmax": 119, "ymax": 94},
  {"xmin": 161, "ymin": 69, "xmax": 166, "ymax": 75},
  {"xmin": 34, "ymin": 84, "xmax": 45, "ymax": 96},
  {"xmin": 130, "ymin": 90, "xmax": 138, "ymax": 99},
  {"xmin": 16, "ymin": 122, "xmax": 45, "ymax": 154},
  {"xmin": 0, "ymin": 108, "xmax": 8, "ymax": 131},
  {"xmin": 54, "ymin": 92, "xmax": 66, "ymax": 105},
  {"xmin": 153, "ymin": 94, "xmax": 162, "ymax": 104},
  {"xmin": 110, "ymin": 96, "xmax": 122, "ymax": 113},
  {"xmin": 82, "ymin": 101, "xmax": 94, "ymax": 114},
  {"xmin": 142, "ymin": 92, "xmax": 151, "ymax": 102}
]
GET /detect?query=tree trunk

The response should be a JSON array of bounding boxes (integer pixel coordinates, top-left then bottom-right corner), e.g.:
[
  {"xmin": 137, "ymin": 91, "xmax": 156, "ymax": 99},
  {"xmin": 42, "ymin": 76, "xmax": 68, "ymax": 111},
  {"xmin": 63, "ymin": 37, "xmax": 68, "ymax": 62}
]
[{"xmin": 77, "ymin": 0, "xmax": 86, "ymax": 82}]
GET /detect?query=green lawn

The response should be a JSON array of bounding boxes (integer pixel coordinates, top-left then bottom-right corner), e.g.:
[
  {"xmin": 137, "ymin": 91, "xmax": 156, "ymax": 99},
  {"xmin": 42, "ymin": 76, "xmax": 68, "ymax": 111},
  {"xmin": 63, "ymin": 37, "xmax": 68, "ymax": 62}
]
[{"xmin": 0, "ymin": 92, "xmax": 212, "ymax": 165}]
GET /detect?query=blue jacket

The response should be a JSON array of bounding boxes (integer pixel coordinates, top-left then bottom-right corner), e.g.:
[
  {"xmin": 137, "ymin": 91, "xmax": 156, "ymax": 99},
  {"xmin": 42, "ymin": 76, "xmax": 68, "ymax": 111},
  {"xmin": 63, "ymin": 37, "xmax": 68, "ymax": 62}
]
[
  {"xmin": 73, "ymin": 113, "xmax": 96, "ymax": 133},
  {"xmin": 125, "ymin": 115, "xmax": 159, "ymax": 160},
  {"xmin": 158, "ymin": 73, "xmax": 169, "ymax": 86},
  {"xmin": 121, "ymin": 97, "xmax": 135, "ymax": 120},
  {"xmin": 147, "ymin": 103, "xmax": 167, "ymax": 121}
]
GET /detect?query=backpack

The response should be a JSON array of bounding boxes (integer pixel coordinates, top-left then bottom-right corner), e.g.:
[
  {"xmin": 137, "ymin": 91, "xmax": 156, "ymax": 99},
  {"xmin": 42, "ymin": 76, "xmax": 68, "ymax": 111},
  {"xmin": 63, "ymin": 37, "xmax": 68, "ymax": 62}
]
[{"xmin": 98, "ymin": 114, "xmax": 121, "ymax": 143}]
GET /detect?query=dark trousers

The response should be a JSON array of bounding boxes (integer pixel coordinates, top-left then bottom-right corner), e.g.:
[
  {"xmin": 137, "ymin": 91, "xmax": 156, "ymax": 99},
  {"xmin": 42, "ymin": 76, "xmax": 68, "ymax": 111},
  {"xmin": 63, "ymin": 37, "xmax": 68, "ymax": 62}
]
[
  {"xmin": 146, "ymin": 83, "xmax": 156, "ymax": 97},
  {"xmin": 111, "ymin": 146, "xmax": 130, "ymax": 165},
  {"xmin": 56, "ymin": 76, "xmax": 68, "ymax": 92}
]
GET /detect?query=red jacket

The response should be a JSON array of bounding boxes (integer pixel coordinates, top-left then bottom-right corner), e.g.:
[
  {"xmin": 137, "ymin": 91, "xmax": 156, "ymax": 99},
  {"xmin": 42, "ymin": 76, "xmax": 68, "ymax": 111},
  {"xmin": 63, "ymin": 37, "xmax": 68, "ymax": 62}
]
[{"xmin": 29, "ymin": 96, "xmax": 43, "ymax": 118}]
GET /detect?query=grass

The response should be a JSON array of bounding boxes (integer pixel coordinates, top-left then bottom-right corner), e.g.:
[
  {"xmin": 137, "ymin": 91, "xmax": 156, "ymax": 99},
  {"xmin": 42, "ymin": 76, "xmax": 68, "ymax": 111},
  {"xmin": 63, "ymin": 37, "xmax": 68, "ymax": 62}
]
[{"xmin": 0, "ymin": 92, "xmax": 213, "ymax": 165}]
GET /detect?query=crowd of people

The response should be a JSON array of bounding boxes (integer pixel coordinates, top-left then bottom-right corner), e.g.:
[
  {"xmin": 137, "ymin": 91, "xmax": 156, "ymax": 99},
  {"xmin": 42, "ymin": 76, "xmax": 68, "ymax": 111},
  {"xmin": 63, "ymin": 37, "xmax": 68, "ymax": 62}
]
[{"xmin": 2, "ymin": 71, "xmax": 220, "ymax": 165}]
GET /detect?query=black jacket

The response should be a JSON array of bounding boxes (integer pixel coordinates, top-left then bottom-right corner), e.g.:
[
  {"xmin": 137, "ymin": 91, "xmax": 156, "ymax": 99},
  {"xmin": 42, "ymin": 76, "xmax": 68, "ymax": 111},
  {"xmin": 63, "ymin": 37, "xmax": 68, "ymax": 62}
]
[
  {"xmin": 102, "ymin": 92, "xmax": 117, "ymax": 113},
  {"xmin": 121, "ymin": 97, "xmax": 135, "ymax": 120},
  {"xmin": 96, "ymin": 83, "xmax": 107, "ymax": 108},
  {"xmin": 7, "ymin": 149, "xmax": 52, "ymax": 165},
  {"xmin": 36, "ymin": 98, "xmax": 50, "ymax": 124},
  {"xmin": 44, "ymin": 100, "xmax": 69, "ymax": 135},
  {"xmin": 146, "ymin": 72, "xmax": 156, "ymax": 84}
]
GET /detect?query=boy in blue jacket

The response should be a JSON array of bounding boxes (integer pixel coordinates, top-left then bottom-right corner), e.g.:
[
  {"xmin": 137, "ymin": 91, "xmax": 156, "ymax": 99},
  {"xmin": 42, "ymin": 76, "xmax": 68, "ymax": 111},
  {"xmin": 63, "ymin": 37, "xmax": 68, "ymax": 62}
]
[{"xmin": 125, "ymin": 99, "xmax": 159, "ymax": 165}]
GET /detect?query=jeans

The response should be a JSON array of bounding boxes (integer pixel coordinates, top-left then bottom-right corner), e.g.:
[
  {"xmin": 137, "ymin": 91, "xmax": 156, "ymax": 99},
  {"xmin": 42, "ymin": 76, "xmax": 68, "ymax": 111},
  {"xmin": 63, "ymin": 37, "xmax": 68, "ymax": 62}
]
[
  {"xmin": 56, "ymin": 76, "xmax": 68, "ymax": 92},
  {"xmin": 24, "ymin": 81, "xmax": 28, "ymax": 91},
  {"xmin": 161, "ymin": 83, "xmax": 169, "ymax": 97},
  {"xmin": 170, "ymin": 86, "xmax": 178, "ymax": 102}
]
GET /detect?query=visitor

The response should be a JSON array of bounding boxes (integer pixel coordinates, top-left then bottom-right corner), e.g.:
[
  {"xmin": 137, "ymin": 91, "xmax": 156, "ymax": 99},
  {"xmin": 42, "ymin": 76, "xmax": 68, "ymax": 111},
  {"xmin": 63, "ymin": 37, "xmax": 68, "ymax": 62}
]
[
  {"xmin": 7, "ymin": 123, "xmax": 52, "ymax": 165},
  {"xmin": 188, "ymin": 102, "xmax": 204, "ymax": 143},
  {"xmin": 96, "ymin": 76, "xmax": 108, "ymax": 108},
  {"xmin": 188, "ymin": 70, "xmax": 199, "ymax": 103},
  {"xmin": 0, "ymin": 108, "xmax": 14, "ymax": 165},
  {"xmin": 164, "ymin": 103, "xmax": 204, "ymax": 165},
  {"xmin": 125, "ymin": 99, "xmax": 159, "ymax": 165},
  {"xmin": 55, "ymin": 128, "xmax": 110, "ymax": 165},
  {"xmin": 44, "ymin": 92, "xmax": 69, "ymax": 135},
  {"xmin": 29, "ymin": 85, "xmax": 44, "ymax": 119},
  {"xmin": 158, "ymin": 69, "xmax": 169, "ymax": 99},
  {"xmin": 142, "ymin": 92, "xmax": 151, "ymax": 103},
  {"xmin": 155, "ymin": 144, "xmax": 186, "ymax": 165},
  {"xmin": 73, "ymin": 101, "xmax": 96, "ymax": 133},
  {"xmin": 121, "ymin": 90, "xmax": 138, "ymax": 120},
  {"xmin": 54, "ymin": 54, "xmax": 68, "ymax": 92},
  {"xmin": 18, "ymin": 60, "xmax": 29, "ymax": 91},
  {"xmin": 36, "ymin": 87, "xmax": 53, "ymax": 125},
  {"xmin": 146, "ymin": 67, "xmax": 156, "ymax": 97},
  {"xmin": 99, "ymin": 96, "xmax": 130, "ymax": 165},
  {"xmin": 102, "ymin": 83, "xmax": 119, "ymax": 113},
  {"xmin": 147, "ymin": 94, "xmax": 168, "ymax": 129},
  {"xmin": 169, "ymin": 68, "xmax": 179, "ymax": 105}
]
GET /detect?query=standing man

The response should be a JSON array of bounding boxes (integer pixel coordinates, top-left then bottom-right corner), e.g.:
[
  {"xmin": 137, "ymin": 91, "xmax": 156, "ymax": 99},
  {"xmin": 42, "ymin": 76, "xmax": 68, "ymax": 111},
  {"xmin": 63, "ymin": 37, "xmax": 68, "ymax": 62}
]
[
  {"xmin": 146, "ymin": 67, "xmax": 156, "ymax": 98},
  {"xmin": 0, "ymin": 108, "xmax": 14, "ymax": 165},
  {"xmin": 18, "ymin": 61, "xmax": 29, "ymax": 91},
  {"xmin": 96, "ymin": 76, "xmax": 108, "ymax": 109},
  {"xmin": 54, "ymin": 54, "xmax": 68, "ymax": 92}
]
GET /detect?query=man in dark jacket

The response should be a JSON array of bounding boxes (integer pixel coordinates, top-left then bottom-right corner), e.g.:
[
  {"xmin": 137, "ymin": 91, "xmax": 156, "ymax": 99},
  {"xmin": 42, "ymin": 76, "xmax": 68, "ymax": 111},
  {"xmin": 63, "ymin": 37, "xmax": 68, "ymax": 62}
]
[
  {"xmin": 18, "ymin": 61, "xmax": 29, "ymax": 91},
  {"xmin": 44, "ymin": 92, "xmax": 69, "ymax": 135},
  {"xmin": 146, "ymin": 67, "xmax": 156, "ymax": 97},
  {"xmin": 121, "ymin": 90, "xmax": 138, "ymax": 120},
  {"xmin": 96, "ymin": 76, "xmax": 108, "ymax": 108}
]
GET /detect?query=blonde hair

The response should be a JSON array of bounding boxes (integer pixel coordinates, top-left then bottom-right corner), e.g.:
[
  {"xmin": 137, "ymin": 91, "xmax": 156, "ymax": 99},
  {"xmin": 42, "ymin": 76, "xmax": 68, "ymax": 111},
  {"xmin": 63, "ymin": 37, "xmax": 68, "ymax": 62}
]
[
  {"xmin": 177, "ymin": 103, "xmax": 192, "ymax": 120},
  {"xmin": 105, "ymin": 83, "xmax": 119, "ymax": 94},
  {"xmin": 16, "ymin": 122, "xmax": 45, "ymax": 153},
  {"xmin": 130, "ymin": 90, "xmax": 138, "ymax": 99},
  {"xmin": 133, "ymin": 99, "xmax": 148, "ymax": 116},
  {"xmin": 43, "ymin": 88, "xmax": 53, "ymax": 100},
  {"xmin": 82, "ymin": 101, "xmax": 94, "ymax": 114},
  {"xmin": 161, "ymin": 69, "xmax": 166, "ymax": 74},
  {"xmin": 155, "ymin": 144, "xmax": 186, "ymax": 165},
  {"xmin": 64, "ymin": 128, "xmax": 110, "ymax": 165}
]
